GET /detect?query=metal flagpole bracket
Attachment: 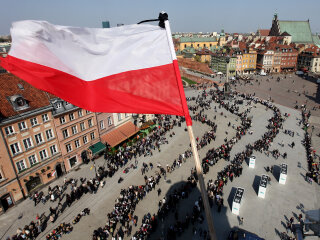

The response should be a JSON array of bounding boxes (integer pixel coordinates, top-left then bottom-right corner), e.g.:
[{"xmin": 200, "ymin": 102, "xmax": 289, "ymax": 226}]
[{"xmin": 137, "ymin": 12, "xmax": 168, "ymax": 29}]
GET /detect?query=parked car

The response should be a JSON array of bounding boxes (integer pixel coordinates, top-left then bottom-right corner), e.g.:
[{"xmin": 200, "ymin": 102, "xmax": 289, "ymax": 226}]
[
  {"xmin": 260, "ymin": 72, "xmax": 267, "ymax": 76},
  {"xmin": 228, "ymin": 228, "xmax": 265, "ymax": 240},
  {"xmin": 295, "ymin": 71, "xmax": 304, "ymax": 75}
]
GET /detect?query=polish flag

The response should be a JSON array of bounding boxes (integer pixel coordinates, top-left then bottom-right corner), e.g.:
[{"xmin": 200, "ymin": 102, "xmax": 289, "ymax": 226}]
[{"xmin": 0, "ymin": 20, "xmax": 191, "ymax": 125}]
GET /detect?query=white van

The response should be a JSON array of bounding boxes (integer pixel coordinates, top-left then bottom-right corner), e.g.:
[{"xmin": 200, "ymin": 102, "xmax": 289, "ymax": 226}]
[{"xmin": 260, "ymin": 72, "xmax": 267, "ymax": 76}]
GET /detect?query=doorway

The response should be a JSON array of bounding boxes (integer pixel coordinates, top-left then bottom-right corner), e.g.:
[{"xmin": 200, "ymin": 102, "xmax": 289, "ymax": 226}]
[
  {"xmin": 69, "ymin": 156, "xmax": 77, "ymax": 168},
  {"xmin": 55, "ymin": 163, "xmax": 63, "ymax": 178},
  {"xmin": 1, "ymin": 193, "xmax": 14, "ymax": 212},
  {"xmin": 81, "ymin": 151, "xmax": 88, "ymax": 164}
]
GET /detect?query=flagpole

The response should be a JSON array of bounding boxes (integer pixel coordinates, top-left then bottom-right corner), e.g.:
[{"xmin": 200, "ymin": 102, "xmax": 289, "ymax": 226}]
[{"xmin": 162, "ymin": 13, "xmax": 217, "ymax": 240}]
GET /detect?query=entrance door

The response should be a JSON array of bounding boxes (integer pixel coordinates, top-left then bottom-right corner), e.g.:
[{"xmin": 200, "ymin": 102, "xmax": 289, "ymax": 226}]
[
  {"xmin": 26, "ymin": 176, "xmax": 42, "ymax": 193},
  {"xmin": 81, "ymin": 151, "xmax": 88, "ymax": 164},
  {"xmin": 55, "ymin": 164, "xmax": 63, "ymax": 178},
  {"xmin": 69, "ymin": 156, "xmax": 77, "ymax": 168},
  {"xmin": 1, "ymin": 194, "xmax": 14, "ymax": 211}
]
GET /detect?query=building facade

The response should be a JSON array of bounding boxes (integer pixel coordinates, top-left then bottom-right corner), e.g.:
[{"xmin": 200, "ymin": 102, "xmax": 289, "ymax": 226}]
[
  {"xmin": 297, "ymin": 46, "xmax": 320, "ymax": 73},
  {"xmin": 257, "ymin": 50, "xmax": 274, "ymax": 73},
  {"xmin": 178, "ymin": 37, "xmax": 218, "ymax": 52},
  {"xmin": 0, "ymin": 74, "xmax": 63, "ymax": 213},
  {"xmin": 51, "ymin": 100, "xmax": 100, "ymax": 171}
]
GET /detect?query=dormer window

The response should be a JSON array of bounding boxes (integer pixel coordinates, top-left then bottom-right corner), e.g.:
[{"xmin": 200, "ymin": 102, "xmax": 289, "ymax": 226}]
[
  {"xmin": 16, "ymin": 97, "xmax": 26, "ymax": 107},
  {"xmin": 8, "ymin": 95, "xmax": 29, "ymax": 111},
  {"xmin": 55, "ymin": 102, "xmax": 62, "ymax": 109}
]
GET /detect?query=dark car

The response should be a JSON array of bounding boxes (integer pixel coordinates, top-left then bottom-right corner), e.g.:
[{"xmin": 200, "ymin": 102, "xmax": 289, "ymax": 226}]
[{"xmin": 228, "ymin": 228, "xmax": 265, "ymax": 240}]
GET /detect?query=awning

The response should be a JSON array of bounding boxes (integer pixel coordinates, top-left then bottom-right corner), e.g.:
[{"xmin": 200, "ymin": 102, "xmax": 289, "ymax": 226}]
[
  {"xmin": 101, "ymin": 121, "xmax": 140, "ymax": 147},
  {"xmin": 89, "ymin": 142, "xmax": 106, "ymax": 155}
]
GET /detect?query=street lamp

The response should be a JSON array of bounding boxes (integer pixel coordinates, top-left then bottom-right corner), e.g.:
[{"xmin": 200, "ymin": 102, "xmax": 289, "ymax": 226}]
[{"xmin": 224, "ymin": 56, "xmax": 230, "ymax": 98}]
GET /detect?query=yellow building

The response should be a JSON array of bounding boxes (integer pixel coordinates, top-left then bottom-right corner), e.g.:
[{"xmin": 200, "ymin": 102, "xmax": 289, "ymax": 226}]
[
  {"xmin": 195, "ymin": 49, "xmax": 212, "ymax": 63},
  {"xmin": 238, "ymin": 48, "xmax": 257, "ymax": 74},
  {"xmin": 178, "ymin": 37, "xmax": 218, "ymax": 52}
]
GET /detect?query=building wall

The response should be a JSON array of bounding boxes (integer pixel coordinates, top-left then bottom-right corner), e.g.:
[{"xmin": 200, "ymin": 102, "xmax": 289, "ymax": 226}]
[
  {"xmin": 179, "ymin": 41, "xmax": 218, "ymax": 51},
  {"xmin": 0, "ymin": 109, "xmax": 63, "ymax": 210},
  {"xmin": 96, "ymin": 113, "xmax": 115, "ymax": 137},
  {"xmin": 113, "ymin": 113, "xmax": 133, "ymax": 127},
  {"xmin": 280, "ymin": 50, "xmax": 298, "ymax": 72},
  {"xmin": 240, "ymin": 52, "xmax": 257, "ymax": 73},
  {"xmin": 311, "ymin": 57, "xmax": 320, "ymax": 73},
  {"xmin": 53, "ymin": 109, "xmax": 99, "ymax": 171},
  {"xmin": 272, "ymin": 52, "xmax": 281, "ymax": 73}
]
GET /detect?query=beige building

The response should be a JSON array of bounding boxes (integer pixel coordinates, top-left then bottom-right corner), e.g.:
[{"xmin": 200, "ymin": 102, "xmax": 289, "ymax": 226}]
[
  {"xmin": 0, "ymin": 74, "xmax": 63, "ymax": 213},
  {"xmin": 51, "ymin": 99, "xmax": 100, "ymax": 171}
]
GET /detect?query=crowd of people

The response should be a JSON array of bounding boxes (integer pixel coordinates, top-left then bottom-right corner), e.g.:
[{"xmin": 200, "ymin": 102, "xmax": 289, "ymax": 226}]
[
  {"xmin": 301, "ymin": 106, "xmax": 319, "ymax": 184},
  {"xmin": 127, "ymin": 89, "xmax": 284, "ymax": 239},
  {"xmin": 8, "ymin": 81, "xmax": 317, "ymax": 240}
]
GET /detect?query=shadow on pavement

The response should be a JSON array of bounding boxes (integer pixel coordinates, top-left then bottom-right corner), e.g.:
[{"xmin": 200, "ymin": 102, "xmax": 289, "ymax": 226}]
[
  {"xmin": 272, "ymin": 164, "xmax": 281, "ymax": 182},
  {"xmin": 148, "ymin": 180, "xmax": 233, "ymax": 240},
  {"xmin": 252, "ymin": 175, "xmax": 261, "ymax": 196}
]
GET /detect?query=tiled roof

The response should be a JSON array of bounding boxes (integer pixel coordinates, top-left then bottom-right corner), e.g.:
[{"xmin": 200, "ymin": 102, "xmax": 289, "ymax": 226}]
[
  {"xmin": 101, "ymin": 121, "xmax": 139, "ymax": 147},
  {"xmin": 278, "ymin": 21, "xmax": 313, "ymax": 43},
  {"xmin": 0, "ymin": 73, "xmax": 55, "ymax": 119},
  {"xmin": 258, "ymin": 29, "xmax": 270, "ymax": 36},
  {"xmin": 179, "ymin": 37, "xmax": 217, "ymax": 43}
]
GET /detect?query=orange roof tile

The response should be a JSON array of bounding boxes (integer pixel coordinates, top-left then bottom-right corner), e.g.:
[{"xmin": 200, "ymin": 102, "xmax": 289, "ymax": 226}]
[
  {"xmin": 0, "ymin": 73, "xmax": 56, "ymax": 118},
  {"xmin": 101, "ymin": 121, "xmax": 140, "ymax": 147}
]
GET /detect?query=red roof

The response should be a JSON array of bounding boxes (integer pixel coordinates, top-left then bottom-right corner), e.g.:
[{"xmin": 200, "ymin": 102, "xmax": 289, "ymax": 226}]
[
  {"xmin": 0, "ymin": 73, "xmax": 55, "ymax": 118},
  {"xmin": 258, "ymin": 29, "xmax": 270, "ymax": 36},
  {"xmin": 101, "ymin": 121, "xmax": 140, "ymax": 147}
]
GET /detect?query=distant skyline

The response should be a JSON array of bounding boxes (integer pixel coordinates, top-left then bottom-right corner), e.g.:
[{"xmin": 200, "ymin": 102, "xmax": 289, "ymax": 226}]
[{"xmin": 1, "ymin": 0, "xmax": 320, "ymax": 35}]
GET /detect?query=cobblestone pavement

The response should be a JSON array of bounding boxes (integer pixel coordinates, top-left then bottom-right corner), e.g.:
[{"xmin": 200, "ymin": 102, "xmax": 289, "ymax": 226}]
[{"xmin": 0, "ymin": 86, "xmax": 319, "ymax": 240}]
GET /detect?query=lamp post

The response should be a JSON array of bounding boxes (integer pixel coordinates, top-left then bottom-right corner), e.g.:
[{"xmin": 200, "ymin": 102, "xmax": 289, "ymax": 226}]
[{"xmin": 224, "ymin": 56, "xmax": 230, "ymax": 98}]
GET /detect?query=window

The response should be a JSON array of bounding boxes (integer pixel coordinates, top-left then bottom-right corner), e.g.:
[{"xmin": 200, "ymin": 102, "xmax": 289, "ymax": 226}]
[
  {"xmin": 0, "ymin": 170, "xmax": 3, "ymax": 180},
  {"xmin": 90, "ymin": 132, "xmax": 95, "ymax": 140},
  {"xmin": 5, "ymin": 126, "xmax": 15, "ymax": 135},
  {"xmin": 18, "ymin": 121, "xmax": 27, "ymax": 131},
  {"xmin": 65, "ymin": 102, "xmax": 71, "ymax": 106},
  {"xmin": 42, "ymin": 114, "xmax": 49, "ymax": 122},
  {"xmin": 125, "ymin": 113, "xmax": 129, "ymax": 118},
  {"xmin": 80, "ymin": 122, "xmax": 85, "ymax": 131},
  {"xmin": 66, "ymin": 144, "xmax": 72, "ymax": 153},
  {"xmin": 60, "ymin": 116, "xmax": 66, "ymax": 124},
  {"xmin": 10, "ymin": 142, "xmax": 21, "ymax": 155},
  {"xmin": 23, "ymin": 138, "xmax": 33, "ymax": 150},
  {"xmin": 28, "ymin": 155, "xmax": 38, "ymax": 166},
  {"xmin": 46, "ymin": 129, "xmax": 54, "ymax": 140},
  {"xmin": 34, "ymin": 133, "xmax": 43, "ymax": 145},
  {"xmin": 50, "ymin": 145, "xmax": 58, "ymax": 155},
  {"xmin": 39, "ymin": 149, "xmax": 48, "ymax": 160},
  {"xmin": 75, "ymin": 139, "xmax": 80, "ymax": 148},
  {"xmin": 69, "ymin": 113, "xmax": 75, "ymax": 121},
  {"xmin": 62, "ymin": 129, "xmax": 69, "ymax": 139},
  {"xmin": 78, "ymin": 110, "xmax": 83, "ymax": 117},
  {"xmin": 71, "ymin": 126, "xmax": 78, "ymax": 135},
  {"xmin": 88, "ymin": 119, "xmax": 93, "ymax": 127},
  {"xmin": 83, "ymin": 135, "xmax": 88, "ymax": 144},
  {"xmin": 55, "ymin": 102, "xmax": 62, "ymax": 109},
  {"xmin": 118, "ymin": 113, "xmax": 122, "ymax": 121},
  {"xmin": 30, "ymin": 118, "xmax": 38, "ymax": 127},
  {"xmin": 86, "ymin": 110, "xmax": 91, "ymax": 114},
  {"xmin": 16, "ymin": 160, "xmax": 26, "ymax": 172},
  {"xmin": 100, "ymin": 120, "xmax": 105, "ymax": 129}
]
